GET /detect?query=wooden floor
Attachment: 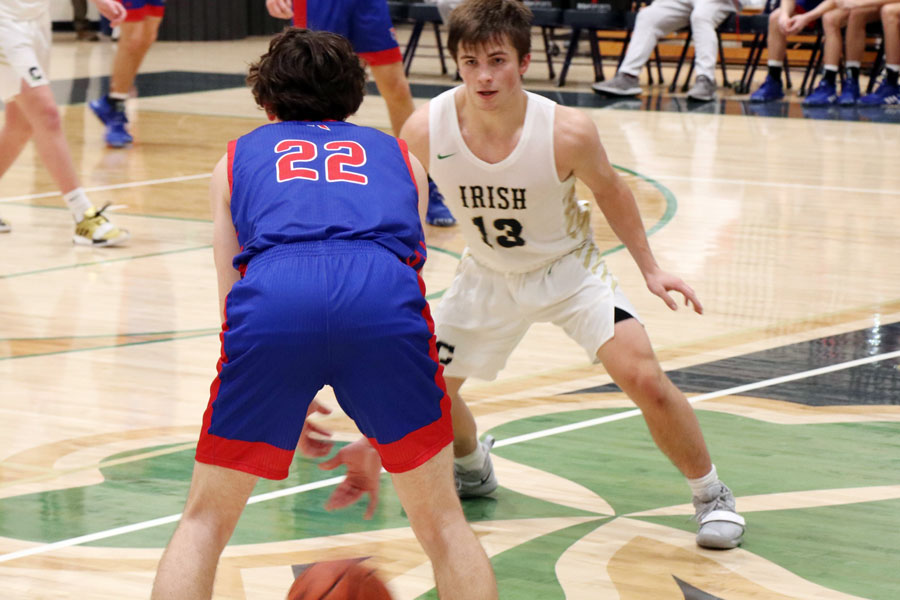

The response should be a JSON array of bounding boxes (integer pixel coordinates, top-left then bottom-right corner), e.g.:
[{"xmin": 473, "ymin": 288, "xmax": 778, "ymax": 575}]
[{"xmin": 1, "ymin": 28, "xmax": 899, "ymax": 600}]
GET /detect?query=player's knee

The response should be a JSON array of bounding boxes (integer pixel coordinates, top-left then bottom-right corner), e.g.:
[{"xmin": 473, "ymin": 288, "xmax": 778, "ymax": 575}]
[
  {"xmin": 768, "ymin": 9, "xmax": 780, "ymax": 26},
  {"xmin": 621, "ymin": 367, "xmax": 669, "ymax": 409},
  {"xmin": 30, "ymin": 99, "xmax": 62, "ymax": 131},
  {"xmin": 882, "ymin": 3, "xmax": 900, "ymax": 21},
  {"xmin": 822, "ymin": 10, "xmax": 843, "ymax": 30}
]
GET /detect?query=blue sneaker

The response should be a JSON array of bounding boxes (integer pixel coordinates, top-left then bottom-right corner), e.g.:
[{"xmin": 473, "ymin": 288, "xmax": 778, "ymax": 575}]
[
  {"xmin": 426, "ymin": 180, "xmax": 456, "ymax": 227},
  {"xmin": 803, "ymin": 79, "xmax": 838, "ymax": 106},
  {"xmin": 838, "ymin": 78, "xmax": 860, "ymax": 105},
  {"xmin": 89, "ymin": 96, "xmax": 133, "ymax": 148},
  {"xmin": 749, "ymin": 75, "xmax": 784, "ymax": 102},
  {"xmin": 859, "ymin": 79, "xmax": 900, "ymax": 106}
]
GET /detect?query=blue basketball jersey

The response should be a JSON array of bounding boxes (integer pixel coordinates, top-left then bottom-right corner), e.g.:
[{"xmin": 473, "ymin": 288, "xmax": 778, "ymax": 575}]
[{"xmin": 227, "ymin": 121, "xmax": 424, "ymax": 272}]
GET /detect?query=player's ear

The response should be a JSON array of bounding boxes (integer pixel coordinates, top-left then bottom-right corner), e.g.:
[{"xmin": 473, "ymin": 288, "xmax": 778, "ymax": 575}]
[
  {"xmin": 519, "ymin": 52, "xmax": 531, "ymax": 76},
  {"xmin": 263, "ymin": 104, "xmax": 277, "ymax": 121}
]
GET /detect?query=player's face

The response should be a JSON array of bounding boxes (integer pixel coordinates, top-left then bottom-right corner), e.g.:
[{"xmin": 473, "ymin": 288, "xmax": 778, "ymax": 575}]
[{"xmin": 457, "ymin": 37, "xmax": 530, "ymax": 109}]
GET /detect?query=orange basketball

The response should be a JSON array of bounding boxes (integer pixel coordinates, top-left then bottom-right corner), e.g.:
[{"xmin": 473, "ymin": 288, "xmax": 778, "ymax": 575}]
[{"xmin": 286, "ymin": 559, "xmax": 393, "ymax": 600}]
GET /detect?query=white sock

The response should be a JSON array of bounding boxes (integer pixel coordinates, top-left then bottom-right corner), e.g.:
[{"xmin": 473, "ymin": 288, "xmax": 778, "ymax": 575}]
[
  {"xmin": 687, "ymin": 464, "xmax": 719, "ymax": 498},
  {"xmin": 63, "ymin": 188, "xmax": 93, "ymax": 222},
  {"xmin": 454, "ymin": 441, "xmax": 487, "ymax": 470},
  {"xmin": 767, "ymin": 60, "xmax": 783, "ymax": 67},
  {"xmin": 887, "ymin": 64, "xmax": 900, "ymax": 73},
  {"xmin": 109, "ymin": 92, "xmax": 129, "ymax": 101},
  {"xmin": 824, "ymin": 64, "xmax": 838, "ymax": 72},
  {"xmin": 845, "ymin": 60, "xmax": 861, "ymax": 69}
]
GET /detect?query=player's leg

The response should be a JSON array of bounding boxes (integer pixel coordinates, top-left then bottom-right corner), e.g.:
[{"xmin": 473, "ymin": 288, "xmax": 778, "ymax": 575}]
[
  {"xmin": 0, "ymin": 98, "xmax": 33, "ymax": 181},
  {"xmin": 596, "ymin": 317, "xmax": 744, "ymax": 548},
  {"xmin": 861, "ymin": 4, "xmax": 900, "ymax": 103},
  {"xmin": 150, "ymin": 462, "xmax": 257, "ymax": 600},
  {"xmin": 750, "ymin": 8, "xmax": 788, "ymax": 101},
  {"xmin": 445, "ymin": 375, "xmax": 499, "ymax": 497},
  {"xmin": 840, "ymin": 5, "xmax": 881, "ymax": 104},
  {"xmin": 805, "ymin": 8, "xmax": 848, "ymax": 104},
  {"xmin": 368, "ymin": 61, "xmax": 414, "ymax": 137},
  {"xmin": 390, "ymin": 444, "xmax": 497, "ymax": 600}
]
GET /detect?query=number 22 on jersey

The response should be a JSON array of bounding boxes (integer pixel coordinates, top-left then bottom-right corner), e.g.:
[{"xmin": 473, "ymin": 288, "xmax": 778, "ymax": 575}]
[{"xmin": 274, "ymin": 140, "xmax": 368, "ymax": 185}]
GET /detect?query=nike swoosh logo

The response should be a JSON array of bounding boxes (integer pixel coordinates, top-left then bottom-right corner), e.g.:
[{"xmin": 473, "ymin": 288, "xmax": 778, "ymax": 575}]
[{"xmin": 437, "ymin": 153, "xmax": 456, "ymax": 160}]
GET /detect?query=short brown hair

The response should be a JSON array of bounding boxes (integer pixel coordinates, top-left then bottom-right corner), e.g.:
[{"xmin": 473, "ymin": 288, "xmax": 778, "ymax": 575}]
[
  {"xmin": 447, "ymin": 0, "xmax": 533, "ymax": 62},
  {"xmin": 247, "ymin": 28, "xmax": 366, "ymax": 122}
]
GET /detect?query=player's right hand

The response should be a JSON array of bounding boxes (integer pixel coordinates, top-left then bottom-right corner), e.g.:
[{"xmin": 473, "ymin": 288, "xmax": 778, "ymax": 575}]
[
  {"xmin": 266, "ymin": 0, "xmax": 294, "ymax": 19},
  {"xmin": 297, "ymin": 399, "xmax": 334, "ymax": 458}
]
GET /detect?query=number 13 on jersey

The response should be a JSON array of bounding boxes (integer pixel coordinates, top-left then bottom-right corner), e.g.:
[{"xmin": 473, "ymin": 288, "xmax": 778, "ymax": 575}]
[{"xmin": 274, "ymin": 139, "xmax": 368, "ymax": 185}]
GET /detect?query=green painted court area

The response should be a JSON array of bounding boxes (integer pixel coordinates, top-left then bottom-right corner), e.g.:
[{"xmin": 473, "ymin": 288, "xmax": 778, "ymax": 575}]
[{"xmin": 2, "ymin": 406, "xmax": 898, "ymax": 599}]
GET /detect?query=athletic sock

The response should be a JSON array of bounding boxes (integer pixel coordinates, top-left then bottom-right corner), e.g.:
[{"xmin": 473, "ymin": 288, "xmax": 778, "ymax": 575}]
[
  {"xmin": 846, "ymin": 61, "xmax": 861, "ymax": 84},
  {"xmin": 108, "ymin": 92, "xmax": 128, "ymax": 113},
  {"xmin": 63, "ymin": 188, "xmax": 93, "ymax": 222},
  {"xmin": 823, "ymin": 65, "xmax": 838, "ymax": 86},
  {"xmin": 887, "ymin": 65, "xmax": 899, "ymax": 87},
  {"xmin": 688, "ymin": 464, "xmax": 719, "ymax": 498},
  {"xmin": 767, "ymin": 60, "xmax": 783, "ymax": 81},
  {"xmin": 454, "ymin": 441, "xmax": 487, "ymax": 471}
]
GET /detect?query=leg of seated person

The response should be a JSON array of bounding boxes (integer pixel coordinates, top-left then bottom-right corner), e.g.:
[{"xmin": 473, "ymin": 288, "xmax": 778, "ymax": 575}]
[
  {"xmin": 689, "ymin": 0, "xmax": 733, "ymax": 84},
  {"xmin": 884, "ymin": 4, "xmax": 900, "ymax": 69},
  {"xmin": 618, "ymin": 0, "xmax": 693, "ymax": 77}
]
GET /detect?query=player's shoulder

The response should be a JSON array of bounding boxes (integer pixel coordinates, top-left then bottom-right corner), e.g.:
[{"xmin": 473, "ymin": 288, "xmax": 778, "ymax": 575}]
[
  {"xmin": 553, "ymin": 105, "xmax": 599, "ymax": 151},
  {"xmin": 400, "ymin": 100, "xmax": 432, "ymax": 143}
]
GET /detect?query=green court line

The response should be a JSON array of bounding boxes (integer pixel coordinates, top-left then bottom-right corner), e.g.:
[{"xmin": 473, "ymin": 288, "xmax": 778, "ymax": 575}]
[
  {"xmin": 0, "ymin": 327, "xmax": 217, "ymax": 342},
  {"xmin": 0, "ymin": 200, "xmax": 213, "ymax": 223},
  {"xmin": 0, "ymin": 332, "xmax": 218, "ymax": 362}
]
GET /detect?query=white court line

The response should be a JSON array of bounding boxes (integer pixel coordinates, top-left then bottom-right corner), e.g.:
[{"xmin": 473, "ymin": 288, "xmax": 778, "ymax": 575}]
[
  {"xmin": 0, "ymin": 173, "xmax": 211, "ymax": 203},
  {"xmin": 0, "ymin": 349, "xmax": 898, "ymax": 564},
  {"xmin": 650, "ymin": 174, "xmax": 900, "ymax": 196}
]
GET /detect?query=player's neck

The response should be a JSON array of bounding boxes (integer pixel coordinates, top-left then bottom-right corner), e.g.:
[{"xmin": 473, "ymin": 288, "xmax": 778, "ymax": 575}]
[{"xmin": 457, "ymin": 86, "xmax": 527, "ymax": 138}]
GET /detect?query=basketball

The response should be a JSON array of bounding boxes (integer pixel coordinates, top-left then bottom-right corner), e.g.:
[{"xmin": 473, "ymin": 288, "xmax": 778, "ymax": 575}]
[{"xmin": 286, "ymin": 559, "xmax": 393, "ymax": 600}]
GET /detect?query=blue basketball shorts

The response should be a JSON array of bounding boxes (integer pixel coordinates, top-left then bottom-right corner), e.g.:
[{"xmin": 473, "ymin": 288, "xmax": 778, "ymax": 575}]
[
  {"xmin": 292, "ymin": 0, "xmax": 402, "ymax": 65},
  {"xmin": 119, "ymin": 0, "xmax": 165, "ymax": 21},
  {"xmin": 196, "ymin": 241, "xmax": 452, "ymax": 478}
]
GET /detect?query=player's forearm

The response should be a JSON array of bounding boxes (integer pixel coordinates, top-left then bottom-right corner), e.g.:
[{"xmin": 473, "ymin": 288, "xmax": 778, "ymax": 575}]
[{"xmin": 600, "ymin": 182, "xmax": 660, "ymax": 277}]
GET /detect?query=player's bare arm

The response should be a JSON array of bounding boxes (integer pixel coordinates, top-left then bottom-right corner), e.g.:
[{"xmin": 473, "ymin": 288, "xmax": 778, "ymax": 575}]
[
  {"xmin": 91, "ymin": 0, "xmax": 126, "ymax": 27},
  {"xmin": 399, "ymin": 102, "xmax": 432, "ymax": 172},
  {"xmin": 408, "ymin": 151, "xmax": 430, "ymax": 224},
  {"xmin": 210, "ymin": 154, "xmax": 242, "ymax": 321},
  {"xmin": 556, "ymin": 106, "xmax": 703, "ymax": 314}
]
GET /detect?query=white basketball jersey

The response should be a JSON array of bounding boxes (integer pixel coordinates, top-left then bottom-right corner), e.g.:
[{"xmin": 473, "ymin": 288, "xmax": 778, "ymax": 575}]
[
  {"xmin": 0, "ymin": 0, "xmax": 47, "ymax": 21},
  {"xmin": 428, "ymin": 87, "xmax": 595, "ymax": 273}
]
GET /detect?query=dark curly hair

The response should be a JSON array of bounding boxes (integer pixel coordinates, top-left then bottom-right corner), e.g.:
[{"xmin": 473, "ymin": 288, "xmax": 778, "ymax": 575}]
[
  {"xmin": 447, "ymin": 0, "xmax": 532, "ymax": 63},
  {"xmin": 247, "ymin": 28, "xmax": 366, "ymax": 122}
]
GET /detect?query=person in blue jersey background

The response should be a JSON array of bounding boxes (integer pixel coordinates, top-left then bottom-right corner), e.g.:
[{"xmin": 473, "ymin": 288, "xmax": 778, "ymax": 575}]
[{"xmin": 150, "ymin": 28, "xmax": 496, "ymax": 600}]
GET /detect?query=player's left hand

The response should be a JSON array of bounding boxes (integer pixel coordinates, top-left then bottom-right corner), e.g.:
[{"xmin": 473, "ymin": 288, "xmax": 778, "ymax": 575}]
[
  {"xmin": 645, "ymin": 270, "xmax": 703, "ymax": 314},
  {"xmin": 297, "ymin": 399, "xmax": 334, "ymax": 458},
  {"xmin": 91, "ymin": 0, "xmax": 126, "ymax": 27},
  {"xmin": 319, "ymin": 438, "xmax": 382, "ymax": 519}
]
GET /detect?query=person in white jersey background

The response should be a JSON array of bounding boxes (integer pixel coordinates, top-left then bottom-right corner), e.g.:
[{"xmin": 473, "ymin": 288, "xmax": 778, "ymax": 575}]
[
  {"xmin": 0, "ymin": 0, "xmax": 130, "ymax": 245},
  {"xmin": 400, "ymin": 0, "xmax": 746, "ymax": 549}
]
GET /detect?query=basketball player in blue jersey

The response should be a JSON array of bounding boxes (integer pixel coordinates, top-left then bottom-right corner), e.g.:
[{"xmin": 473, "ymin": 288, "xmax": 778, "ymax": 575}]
[
  {"xmin": 401, "ymin": 0, "xmax": 745, "ymax": 550},
  {"xmin": 150, "ymin": 29, "xmax": 496, "ymax": 600},
  {"xmin": 266, "ymin": 0, "xmax": 459, "ymax": 228}
]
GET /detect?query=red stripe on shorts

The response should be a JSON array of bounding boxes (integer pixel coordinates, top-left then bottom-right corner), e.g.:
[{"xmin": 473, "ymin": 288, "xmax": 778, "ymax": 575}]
[{"xmin": 359, "ymin": 47, "xmax": 403, "ymax": 66}]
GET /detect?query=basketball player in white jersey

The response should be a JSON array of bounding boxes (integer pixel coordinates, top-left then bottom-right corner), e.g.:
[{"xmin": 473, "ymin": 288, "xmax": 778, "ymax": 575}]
[
  {"xmin": 0, "ymin": 0, "xmax": 130, "ymax": 245},
  {"xmin": 400, "ymin": 0, "xmax": 745, "ymax": 549}
]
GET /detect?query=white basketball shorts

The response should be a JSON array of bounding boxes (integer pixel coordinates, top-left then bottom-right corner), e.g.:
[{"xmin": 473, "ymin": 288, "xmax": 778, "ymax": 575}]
[
  {"xmin": 434, "ymin": 248, "xmax": 641, "ymax": 381},
  {"xmin": 0, "ymin": 13, "xmax": 52, "ymax": 102}
]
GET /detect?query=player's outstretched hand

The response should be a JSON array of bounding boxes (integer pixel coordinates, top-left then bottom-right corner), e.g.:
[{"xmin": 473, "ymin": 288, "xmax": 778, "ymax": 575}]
[
  {"xmin": 319, "ymin": 438, "xmax": 382, "ymax": 520},
  {"xmin": 92, "ymin": 0, "xmax": 126, "ymax": 27},
  {"xmin": 297, "ymin": 399, "xmax": 334, "ymax": 458},
  {"xmin": 266, "ymin": 0, "xmax": 294, "ymax": 19},
  {"xmin": 645, "ymin": 270, "xmax": 703, "ymax": 314}
]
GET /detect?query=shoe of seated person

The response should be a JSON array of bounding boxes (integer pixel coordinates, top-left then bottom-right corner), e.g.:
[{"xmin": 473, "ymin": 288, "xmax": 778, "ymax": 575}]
[
  {"xmin": 0, "ymin": 216, "xmax": 10, "ymax": 233},
  {"xmin": 693, "ymin": 482, "xmax": 745, "ymax": 549},
  {"xmin": 838, "ymin": 78, "xmax": 860, "ymax": 106},
  {"xmin": 749, "ymin": 75, "xmax": 784, "ymax": 102},
  {"xmin": 592, "ymin": 72, "xmax": 642, "ymax": 97},
  {"xmin": 426, "ymin": 180, "xmax": 456, "ymax": 227},
  {"xmin": 803, "ymin": 80, "xmax": 838, "ymax": 106},
  {"xmin": 858, "ymin": 79, "xmax": 900, "ymax": 106},
  {"xmin": 686, "ymin": 75, "xmax": 716, "ymax": 102}
]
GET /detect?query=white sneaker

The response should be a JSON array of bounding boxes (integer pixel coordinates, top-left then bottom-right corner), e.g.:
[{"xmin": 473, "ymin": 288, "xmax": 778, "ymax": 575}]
[
  {"xmin": 687, "ymin": 75, "xmax": 717, "ymax": 102},
  {"xmin": 73, "ymin": 204, "xmax": 130, "ymax": 247},
  {"xmin": 693, "ymin": 482, "xmax": 745, "ymax": 549},
  {"xmin": 455, "ymin": 435, "xmax": 498, "ymax": 498}
]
